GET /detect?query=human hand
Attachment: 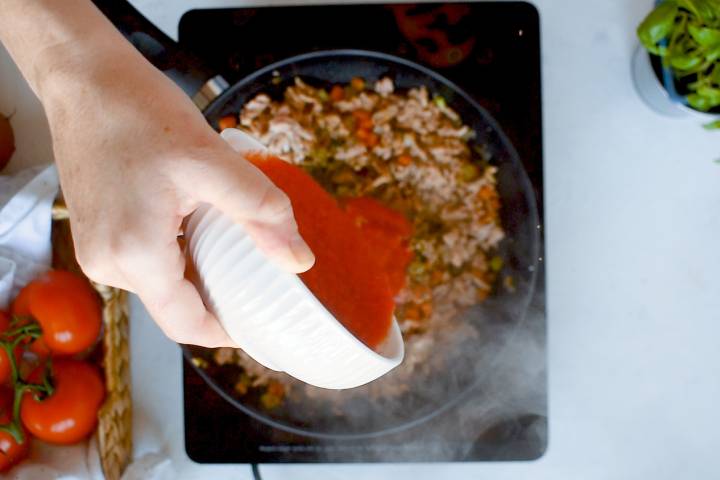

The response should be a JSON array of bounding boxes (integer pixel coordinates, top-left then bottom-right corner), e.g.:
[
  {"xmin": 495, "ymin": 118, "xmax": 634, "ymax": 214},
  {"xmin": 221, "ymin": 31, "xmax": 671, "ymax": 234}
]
[{"xmin": 43, "ymin": 48, "xmax": 314, "ymax": 347}]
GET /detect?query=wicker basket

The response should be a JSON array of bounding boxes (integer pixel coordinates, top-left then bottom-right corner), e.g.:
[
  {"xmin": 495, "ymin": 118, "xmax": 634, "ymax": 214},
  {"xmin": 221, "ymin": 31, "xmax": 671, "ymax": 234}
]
[{"xmin": 50, "ymin": 201, "xmax": 132, "ymax": 480}]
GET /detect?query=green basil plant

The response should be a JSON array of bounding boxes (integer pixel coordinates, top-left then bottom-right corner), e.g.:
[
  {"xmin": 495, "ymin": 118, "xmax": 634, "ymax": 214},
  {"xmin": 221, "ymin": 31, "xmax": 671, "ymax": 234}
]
[{"xmin": 638, "ymin": 0, "xmax": 720, "ymax": 128}]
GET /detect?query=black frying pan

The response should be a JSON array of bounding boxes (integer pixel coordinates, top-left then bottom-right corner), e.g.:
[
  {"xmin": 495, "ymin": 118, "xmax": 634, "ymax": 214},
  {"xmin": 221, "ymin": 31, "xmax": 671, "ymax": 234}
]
[{"xmin": 92, "ymin": 0, "xmax": 540, "ymax": 439}]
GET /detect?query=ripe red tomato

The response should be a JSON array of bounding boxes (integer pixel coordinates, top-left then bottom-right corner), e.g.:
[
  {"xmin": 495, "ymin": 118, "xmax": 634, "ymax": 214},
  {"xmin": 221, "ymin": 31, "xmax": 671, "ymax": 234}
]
[
  {"xmin": 21, "ymin": 359, "xmax": 104, "ymax": 444},
  {"xmin": 0, "ymin": 386, "xmax": 30, "ymax": 472},
  {"xmin": 12, "ymin": 270, "xmax": 102, "ymax": 356}
]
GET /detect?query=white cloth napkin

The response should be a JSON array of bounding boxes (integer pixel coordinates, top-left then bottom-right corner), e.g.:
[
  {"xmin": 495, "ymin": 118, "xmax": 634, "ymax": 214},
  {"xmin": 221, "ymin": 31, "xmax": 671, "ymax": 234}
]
[{"xmin": 0, "ymin": 165, "xmax": 58, "ymax": 309}]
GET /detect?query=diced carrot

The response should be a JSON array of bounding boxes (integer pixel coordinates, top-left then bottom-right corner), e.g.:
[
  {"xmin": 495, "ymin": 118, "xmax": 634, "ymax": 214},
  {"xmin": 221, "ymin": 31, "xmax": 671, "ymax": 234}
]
[
  {"xmin": 267, "ymin": 381, "xmax": 285, "ymax": 397},
  {"xmin": 351, "ymin": 77, "xmax": 366, "ymax": 91},
  {"xmin": 218, "ymin": 115, "xmax": 238, "ymax": 130},
  {"xmin": 359, "ymin": 117, "xmax": 374, "ymax": 130},
  {"xmin": 352, "ymin": 109, "xmax": 371, "ymax": 122},
  {"xmin": 331, "ymin": 168, "xmax": 355, "ymax": 184},
  {"xmin": 412, "ymin": 284, "xmax": 431, "ymax": 297},
  {"xmin": 364, "ymin": 132, "xmax": 379, "ymax": 148},
  {"xmin": 431, "ymin": 270, "xmax": 444, "ymax": 285},
  {"xmin": 477, "ymin": 185, "xmax": 494, "ymax": 200},
  {"xmin": 234, "ymin": 380, "xmax": 248, "ymax": 395},
  {"xmin": 356, "ymin": 128, "xmax": 370, "ymax": 141},
  {"xmin": 397, "ymin": 154, "xmax": 413, "ymax": 166},
  {"xmin": 420, "ymin": 301, "xmax": 433, "ymax": 317},
  {"xmin": 404, "ymin": 305, "xmax": 420, "ymax": 321},
  {"xmin": 260, "ymin": 392, "xmax": 282, "ymax": 409},
  {"xmin": 330, "ymin": 85, "xmax": 344, "ymax": 102}
]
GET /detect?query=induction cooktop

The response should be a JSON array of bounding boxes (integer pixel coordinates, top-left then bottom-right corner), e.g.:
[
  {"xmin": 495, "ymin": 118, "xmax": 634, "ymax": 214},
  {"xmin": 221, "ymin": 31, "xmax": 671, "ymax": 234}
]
[{"xmin": 180, "ymin": 2, "xmax": 546, "ymax": 464}]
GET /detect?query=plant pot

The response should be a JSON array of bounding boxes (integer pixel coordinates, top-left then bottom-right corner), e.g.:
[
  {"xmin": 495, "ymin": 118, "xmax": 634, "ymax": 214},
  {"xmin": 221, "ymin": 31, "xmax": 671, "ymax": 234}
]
[{"xmin": 632, "ymin": 45, "xmax": 720, "ymax": 122}]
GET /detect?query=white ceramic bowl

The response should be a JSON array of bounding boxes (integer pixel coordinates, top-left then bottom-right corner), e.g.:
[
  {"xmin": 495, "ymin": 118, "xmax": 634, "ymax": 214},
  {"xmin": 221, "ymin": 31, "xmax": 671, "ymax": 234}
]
[{"xmin": 184, "ymin": 128, "xmax": 404, "ymax": 389}]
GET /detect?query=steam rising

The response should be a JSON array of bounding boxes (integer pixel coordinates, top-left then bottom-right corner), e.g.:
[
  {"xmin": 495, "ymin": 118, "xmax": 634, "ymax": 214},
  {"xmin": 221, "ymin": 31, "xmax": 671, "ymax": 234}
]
[{"xmin": 253, "ymin": 286, "xmax": 547, "ymax": 461}]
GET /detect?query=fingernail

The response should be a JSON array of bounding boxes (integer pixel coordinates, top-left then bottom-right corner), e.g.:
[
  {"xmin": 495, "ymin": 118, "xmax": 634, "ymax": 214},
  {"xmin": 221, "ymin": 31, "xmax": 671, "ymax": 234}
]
[{"xmin": 290, "ymin": 235, "xmax": 315, "ymax": 271}]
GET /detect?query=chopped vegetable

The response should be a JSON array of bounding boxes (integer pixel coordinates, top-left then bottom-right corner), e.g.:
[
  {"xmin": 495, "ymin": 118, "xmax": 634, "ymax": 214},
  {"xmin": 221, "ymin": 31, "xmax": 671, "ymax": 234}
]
[
  {"xmin": 218, "ymin": 115, "xmax": 238, "ymax": 130},
  {"xmin": 403, "ymin": 305, "xmax": 420, "ymax": 321},
  {"xmin": 331, "ymin": 168, "xmax": 356, "ymax": 184},
  {"xmin": 358, "ymin": 116, "xmax": 374, "ymax": 130},
  {"xmin": 503, "ymin": 275, "xmax": 516, "ymax": 292},
  {"xmin": 310, "ymin": 147, "xmax": 331, "ymax": 164},
  {"xmin": 408, "ymin": 260, "xmax": 426, "ymax": 278},
  {"xmin": 364, "ymin": 132, "xmax": 379, "ymax": 147},
  {"xmin": 191, "ymin": 357, "xmax": 209, "ymax": 369},
  {"xmin": 489, "ymin": 255, "xmax": 503, "ymax": 272},
  {"xmin": 397, "ymin": 154, "xmax": 413, "ymax": 166},
  {"xmin": 330, "ymin": 85, "xmax": 344, "ymax": 102},
  {"xmin": 478, "ymin": 185, "xmax": 495, "ymax": 200},
  {"xmin": 352, "ymin": 109, "xmax": 373, "ymax": 129},
  {"xmin": 460, "ymin": 163, "xmax": 480, "ymax": 182},
  {"xmin": 260, "ymin": 392, "xmax": 282, "ymax": 409},
  {"xmin": 267, "ymin": 380, "xmax": 285, "ymax": 397},
  {"xmin": 433, "ymin": 96, "xmax": 447, "ymax": 108},
  {"xmin": 351, "ymin": 77, "xmax": 366, "ymax": 91}
]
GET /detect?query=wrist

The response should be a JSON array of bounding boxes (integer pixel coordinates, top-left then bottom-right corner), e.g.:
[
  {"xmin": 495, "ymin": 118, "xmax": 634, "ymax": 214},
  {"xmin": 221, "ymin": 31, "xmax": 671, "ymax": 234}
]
[{"xmin": 36, "ymin": 38, "xmax": 127, "ymax": 104}]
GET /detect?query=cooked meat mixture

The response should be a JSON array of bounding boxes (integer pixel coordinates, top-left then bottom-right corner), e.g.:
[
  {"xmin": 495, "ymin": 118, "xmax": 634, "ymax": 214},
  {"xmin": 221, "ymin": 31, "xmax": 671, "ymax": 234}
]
[{"xmin": 202, "ymin": 76, "xmax": 505, "ymax": 405}]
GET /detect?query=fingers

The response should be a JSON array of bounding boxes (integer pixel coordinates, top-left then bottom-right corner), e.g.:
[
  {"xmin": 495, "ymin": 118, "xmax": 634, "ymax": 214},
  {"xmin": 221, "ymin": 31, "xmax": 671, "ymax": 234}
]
[
  {"xmin": 76, "ymin": 219, "xmax": 236, "ymax": 348},
  {"xmin": 137, "ymin": 278, "xmax": 235, "ymax": 348},
  {"xmin": 128, "ymin": 240, "xmax": 236, "ymax": 348},
  {"xmin": 183, "ymin": 147, "xmax": 315, "ymax": 273}
]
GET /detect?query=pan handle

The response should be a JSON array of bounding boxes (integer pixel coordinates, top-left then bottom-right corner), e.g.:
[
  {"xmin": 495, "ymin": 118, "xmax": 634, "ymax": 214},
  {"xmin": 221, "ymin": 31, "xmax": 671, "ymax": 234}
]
[{"xmin": 91, "ymin": 0, "xmax": 227, "ymax": 109}]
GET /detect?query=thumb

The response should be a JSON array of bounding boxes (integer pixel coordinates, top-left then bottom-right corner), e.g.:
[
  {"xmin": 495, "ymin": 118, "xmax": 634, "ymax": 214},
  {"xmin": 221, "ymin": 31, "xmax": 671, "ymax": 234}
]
[{"xmin": 183, "ymin": 145, "xmax": 315, "ymax": 273}]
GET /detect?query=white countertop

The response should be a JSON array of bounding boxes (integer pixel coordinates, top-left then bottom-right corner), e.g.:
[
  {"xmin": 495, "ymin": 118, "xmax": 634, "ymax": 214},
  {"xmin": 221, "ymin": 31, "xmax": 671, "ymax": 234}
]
[{"xmin": 3, "ymin": 0, "xmax": 720, "ymax": 478}]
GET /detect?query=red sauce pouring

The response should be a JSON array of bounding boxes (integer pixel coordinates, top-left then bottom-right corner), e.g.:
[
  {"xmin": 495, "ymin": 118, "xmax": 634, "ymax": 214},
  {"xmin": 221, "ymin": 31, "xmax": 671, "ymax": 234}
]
[{"xmin": 248, "ymin": 154, "xmax": 412, "ymax": 349}]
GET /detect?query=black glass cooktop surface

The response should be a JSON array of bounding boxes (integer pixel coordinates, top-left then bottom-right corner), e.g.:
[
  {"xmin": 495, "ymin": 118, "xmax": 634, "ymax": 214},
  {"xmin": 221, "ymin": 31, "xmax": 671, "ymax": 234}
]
[{"xmin": 180, "ymin": 2, "xmax": 546, "ymax": 464}]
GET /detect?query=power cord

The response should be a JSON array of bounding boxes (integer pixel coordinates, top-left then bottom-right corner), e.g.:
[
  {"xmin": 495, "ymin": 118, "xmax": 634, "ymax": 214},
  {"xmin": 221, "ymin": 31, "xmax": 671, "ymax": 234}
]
[{"xmin": 251, "ymin": 463, "xmax": 263, "ymax": 480}]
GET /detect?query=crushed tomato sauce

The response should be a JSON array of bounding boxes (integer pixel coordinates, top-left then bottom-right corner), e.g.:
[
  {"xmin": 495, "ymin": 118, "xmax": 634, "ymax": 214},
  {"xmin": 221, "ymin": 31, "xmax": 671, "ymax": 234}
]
[{"xmin": 247, "ymin": 154, "xmax": 413, "ymax": 349}]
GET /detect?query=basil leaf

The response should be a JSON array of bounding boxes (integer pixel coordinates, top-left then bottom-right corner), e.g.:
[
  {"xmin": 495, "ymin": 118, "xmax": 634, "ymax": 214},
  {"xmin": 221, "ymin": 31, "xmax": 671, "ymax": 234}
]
[
  {"xmin": 669, "ymin": 53, "xmax": 704, "ymax": 69},
  {"xmin": 712, "ymin": 64, "xmax": 720, "ymax": 83},
  {"xmin": 687, "ymin": 93, "xmax": 713, "ymax": 110},
  {"xmin": 697, "ymin": 85, "xmax": 720, "ymax": 103},
  {"xmin": 679, "ymin": 0, "xmax": 720, "ymax": 23},
  {"xmin": 637, "ymin": 2, "xmax": 679, "ymax": 50},
  {"xmin": 706, "ymin": 46, "xmax": 720, "ymax": 62},
  {"xmin": 688, "ymin": 24, "xmax": 720, "ymax": 46}
]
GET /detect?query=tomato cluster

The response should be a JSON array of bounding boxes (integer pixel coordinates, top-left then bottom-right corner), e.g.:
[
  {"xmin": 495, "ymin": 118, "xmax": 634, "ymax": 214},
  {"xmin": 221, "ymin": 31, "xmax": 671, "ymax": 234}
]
[{"xmin": 0, "ymin": 270, "xmax": 104, "ymax": 472}]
